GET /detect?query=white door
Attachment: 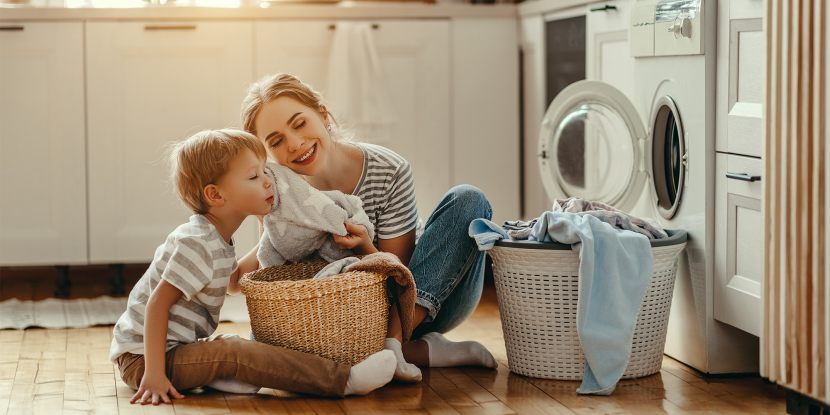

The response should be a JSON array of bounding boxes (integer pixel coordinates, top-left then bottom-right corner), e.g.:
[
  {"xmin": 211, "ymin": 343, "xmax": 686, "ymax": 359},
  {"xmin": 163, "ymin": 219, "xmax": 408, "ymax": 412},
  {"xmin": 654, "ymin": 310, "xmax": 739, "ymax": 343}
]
[
  {"xmin": 0, "ymin": 22, "xmax": 87, "ymax": 266},
  {"xmin": 86, "ymin": 21, "xmax": 254, "ymax": 264},
  {"xmin": 255, "ymin": 20, "xmax": 451, "ymax": 218},
  {"xmin": 538, "ymin": 80, "xmax": 647, "ymax": 213}
]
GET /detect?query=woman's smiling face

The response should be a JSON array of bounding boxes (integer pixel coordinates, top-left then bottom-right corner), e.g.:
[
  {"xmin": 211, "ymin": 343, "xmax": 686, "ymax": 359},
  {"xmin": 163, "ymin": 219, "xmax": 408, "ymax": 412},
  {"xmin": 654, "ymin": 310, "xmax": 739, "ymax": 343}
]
[{"xmin": 254, "ymin": 96, "xmax": 330, "ymax": 176}]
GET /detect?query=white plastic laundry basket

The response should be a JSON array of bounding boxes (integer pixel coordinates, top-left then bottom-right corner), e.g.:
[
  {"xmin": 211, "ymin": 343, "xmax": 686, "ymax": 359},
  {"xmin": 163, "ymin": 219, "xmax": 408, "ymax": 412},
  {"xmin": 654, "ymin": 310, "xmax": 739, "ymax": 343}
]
[{"xmin": 488, "ymin": 229, "xmax": 687, "ymax": 380}]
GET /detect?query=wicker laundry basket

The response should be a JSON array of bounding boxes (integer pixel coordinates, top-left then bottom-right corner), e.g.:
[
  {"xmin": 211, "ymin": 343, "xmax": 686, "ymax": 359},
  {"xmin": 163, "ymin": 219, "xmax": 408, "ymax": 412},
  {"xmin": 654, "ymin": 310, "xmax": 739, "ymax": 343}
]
[
  {"xmin": 488, "ymin": 229, "xmax": 687, "ymax": 380},
  {"xmin": 240, "ymin": 259, "xmax": 389, "ymax": 366}
]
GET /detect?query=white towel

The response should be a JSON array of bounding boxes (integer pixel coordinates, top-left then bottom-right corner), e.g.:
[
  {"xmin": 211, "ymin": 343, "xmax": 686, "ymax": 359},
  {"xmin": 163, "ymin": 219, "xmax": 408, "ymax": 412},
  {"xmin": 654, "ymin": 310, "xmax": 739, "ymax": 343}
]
[{"xmin": 327, "ymin": 21, "xmax": 398, "ymax": 144}]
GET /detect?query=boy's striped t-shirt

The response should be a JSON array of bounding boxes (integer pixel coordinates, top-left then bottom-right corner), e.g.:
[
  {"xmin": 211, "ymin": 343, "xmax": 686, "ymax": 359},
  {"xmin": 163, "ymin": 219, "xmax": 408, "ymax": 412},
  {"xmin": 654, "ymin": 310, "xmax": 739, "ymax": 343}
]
[
  {"xmin": 353, "ymin": 143, "xmax": 423, "ymax": 245},
  {"xmin": 109, "ymin": 214, "xmax": 237, "ymax": 363}
]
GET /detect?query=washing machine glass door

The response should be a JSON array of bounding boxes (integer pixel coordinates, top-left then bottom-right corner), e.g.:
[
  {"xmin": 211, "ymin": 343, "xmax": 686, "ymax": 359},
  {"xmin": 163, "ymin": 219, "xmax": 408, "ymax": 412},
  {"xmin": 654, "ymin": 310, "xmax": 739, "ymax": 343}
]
[
  {"xmin": 538, "ymin": 80, "xmax": 647, "ymax": 212},
  {"xmin": 646, "ymin": 95, "xmax": 687, "ymax": 219}
]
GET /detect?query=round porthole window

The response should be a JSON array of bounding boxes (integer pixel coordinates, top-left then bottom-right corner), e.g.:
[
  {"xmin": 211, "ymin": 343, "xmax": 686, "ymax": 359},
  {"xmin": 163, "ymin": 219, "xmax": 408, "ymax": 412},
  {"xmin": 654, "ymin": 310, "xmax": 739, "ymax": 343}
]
[
  {"xmin": 538, "ymin": 80, "xmax": 648, "ymax": 213},
  {"xmin": 549, "ymin": 101, "xmax": 637, "ymax": 205},
  {"xmin": 649, "ymin": 96, "xmax": 686, "ymax": 219}
]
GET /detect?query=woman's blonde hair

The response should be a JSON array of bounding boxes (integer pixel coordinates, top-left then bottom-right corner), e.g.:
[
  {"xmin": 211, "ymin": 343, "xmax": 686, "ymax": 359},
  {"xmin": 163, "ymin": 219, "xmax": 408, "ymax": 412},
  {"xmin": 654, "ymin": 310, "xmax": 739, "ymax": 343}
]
[
  {"xmin": 241, "ymin": 73, "xmax": 353, "ymax": 142},
  {"xmin": 166, "ymin": 129, "xmax": 267, "ymax": 215}
]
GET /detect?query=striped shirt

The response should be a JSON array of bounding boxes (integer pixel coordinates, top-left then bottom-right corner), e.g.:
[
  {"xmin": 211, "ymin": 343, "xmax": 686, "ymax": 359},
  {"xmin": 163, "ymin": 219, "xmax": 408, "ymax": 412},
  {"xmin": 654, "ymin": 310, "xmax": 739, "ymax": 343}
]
[
  {"xmin": 109, "ymin": 215, "xmax": 238, "ymax": 363},
  {"xmin": 353, "ymin": 143, "xmax": 422, "ymax": 245}
]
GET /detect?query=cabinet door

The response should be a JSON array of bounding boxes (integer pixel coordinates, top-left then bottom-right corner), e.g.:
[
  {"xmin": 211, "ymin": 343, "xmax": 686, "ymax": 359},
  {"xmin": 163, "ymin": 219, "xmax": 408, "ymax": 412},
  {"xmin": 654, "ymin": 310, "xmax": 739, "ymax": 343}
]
[
  {"xmin": 586, "ymin": 0, "xmax": 636, "ymax": 99},
  {"xmin": 86, "ymin": 21, "xmax": 253, "ymax": 263},
  {"xmin": 0, "ymin": 22, "xmax": 87, "ymax": 266},
  {"xmin": 256, "ymin": 20, "xmax": 451, "ymax": 218},
  {"xmin": 716, "ymin": 0, "xmax": 764, "ymax": 156},
  {"xmin": 715, "ymin": 153, "xmax": 763, "ymax": 336}
]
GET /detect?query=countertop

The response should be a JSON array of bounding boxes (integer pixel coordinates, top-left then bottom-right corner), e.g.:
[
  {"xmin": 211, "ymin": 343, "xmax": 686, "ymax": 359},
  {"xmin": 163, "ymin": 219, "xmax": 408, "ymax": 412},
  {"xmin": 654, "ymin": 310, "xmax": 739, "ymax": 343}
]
[{"xmin": 0, "ymin": 1, "xmax": 518, "ymax": 20}]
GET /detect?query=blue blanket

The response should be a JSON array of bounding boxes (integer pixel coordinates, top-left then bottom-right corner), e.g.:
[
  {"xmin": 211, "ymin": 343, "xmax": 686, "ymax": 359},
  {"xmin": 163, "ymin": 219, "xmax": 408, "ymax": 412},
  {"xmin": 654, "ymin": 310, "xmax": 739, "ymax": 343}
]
[{"xmin": 469, "ymin": 213, "xmax": 653, "ymax": 395}]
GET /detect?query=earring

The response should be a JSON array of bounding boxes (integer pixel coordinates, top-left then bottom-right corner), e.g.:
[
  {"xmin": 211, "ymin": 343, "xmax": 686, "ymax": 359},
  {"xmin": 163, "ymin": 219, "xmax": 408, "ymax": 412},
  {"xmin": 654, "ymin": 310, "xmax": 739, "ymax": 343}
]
[{"xmin": 326, "ymin": 124, "xmax": 332, "ymax": 131}]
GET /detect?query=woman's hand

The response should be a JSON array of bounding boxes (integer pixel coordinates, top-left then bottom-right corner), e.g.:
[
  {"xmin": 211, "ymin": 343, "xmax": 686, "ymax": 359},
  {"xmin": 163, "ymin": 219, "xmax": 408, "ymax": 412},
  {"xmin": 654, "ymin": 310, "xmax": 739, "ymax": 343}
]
[
  {"xmin": 130, "ymin": 371, "xmax": 183, "ymax": 405},
  {"xmin": 333, "ymin": 222, "xmax": 378, "ymax": 255}
]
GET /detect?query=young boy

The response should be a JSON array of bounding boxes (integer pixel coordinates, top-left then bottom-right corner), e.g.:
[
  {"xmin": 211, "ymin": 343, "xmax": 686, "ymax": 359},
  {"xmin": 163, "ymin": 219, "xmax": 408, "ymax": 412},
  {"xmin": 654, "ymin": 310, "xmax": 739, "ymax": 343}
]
[{"xmin": 109, "ymin": 129, "xmax": 395, "ymax": 405}]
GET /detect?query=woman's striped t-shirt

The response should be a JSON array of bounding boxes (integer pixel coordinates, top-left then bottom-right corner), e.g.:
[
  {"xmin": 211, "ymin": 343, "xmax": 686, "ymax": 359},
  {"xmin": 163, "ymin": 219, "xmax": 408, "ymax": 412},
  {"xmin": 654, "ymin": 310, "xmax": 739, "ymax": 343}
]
[{"xmin": 352, "ymin": 143, "xmax": 423, "ymax": 246}]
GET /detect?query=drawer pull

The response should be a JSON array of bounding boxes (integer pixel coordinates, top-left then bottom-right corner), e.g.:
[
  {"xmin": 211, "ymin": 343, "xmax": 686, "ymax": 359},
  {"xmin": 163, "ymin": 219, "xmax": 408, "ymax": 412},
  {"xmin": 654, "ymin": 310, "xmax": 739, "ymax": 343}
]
[
  {"xmin": 328, "ymin": 24, "xmax": 379, "ymax": 30},
  {"xmin": 590, "ymin": 5, "xmax": 617, "ymax": 12},
  {"xmin": 0, "ymin": 26, "xmax": 24, "ymax": 31},
  {"xmin": 726, "ymin": 173, "xmax": 761, "ymax": 182},
  {"xmin": 144, "ymin": 25, "xmax": 197, "ymax": 31}
]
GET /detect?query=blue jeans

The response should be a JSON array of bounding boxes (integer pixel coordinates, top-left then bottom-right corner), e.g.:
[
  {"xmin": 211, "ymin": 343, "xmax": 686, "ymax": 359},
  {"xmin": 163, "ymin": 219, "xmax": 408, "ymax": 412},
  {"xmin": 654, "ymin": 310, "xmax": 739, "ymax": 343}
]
[{"xmin": 409, "ymin": 185, "xmax": 492, "ymax": 339}]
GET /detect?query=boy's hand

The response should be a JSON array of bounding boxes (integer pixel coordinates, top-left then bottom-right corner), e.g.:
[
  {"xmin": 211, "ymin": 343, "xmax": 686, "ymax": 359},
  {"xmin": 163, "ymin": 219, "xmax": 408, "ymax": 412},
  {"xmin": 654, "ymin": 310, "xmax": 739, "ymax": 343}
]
[
  {"xmin": 131, "ymin": 371, "xmax": 184, "ymax": 405},
  {"xmin": 333, "ymin": 222, "xmax": 377, "ymax": 255}
]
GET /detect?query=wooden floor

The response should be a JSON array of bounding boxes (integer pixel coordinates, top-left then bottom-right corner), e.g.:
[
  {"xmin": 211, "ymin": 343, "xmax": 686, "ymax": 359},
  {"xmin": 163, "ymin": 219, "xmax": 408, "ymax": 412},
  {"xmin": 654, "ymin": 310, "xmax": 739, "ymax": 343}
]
[{"xmin": 0, "ymin": 268, "xmax": 787, "ymax": 414}]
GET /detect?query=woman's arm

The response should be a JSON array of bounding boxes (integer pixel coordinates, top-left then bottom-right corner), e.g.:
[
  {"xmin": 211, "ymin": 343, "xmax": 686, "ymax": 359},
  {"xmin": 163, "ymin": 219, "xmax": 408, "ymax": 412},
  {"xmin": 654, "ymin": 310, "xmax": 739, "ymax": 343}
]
[
  {"xmin": 333, "ymin": 224, "xmax": 417, "ymax": 265},
  {"xmin": 377, "ymin": 229, "xmax": 416, "ymax": 267},
  {"xmin": 131, "ymin": 280, "xmax": 185, "ymax": 405}
]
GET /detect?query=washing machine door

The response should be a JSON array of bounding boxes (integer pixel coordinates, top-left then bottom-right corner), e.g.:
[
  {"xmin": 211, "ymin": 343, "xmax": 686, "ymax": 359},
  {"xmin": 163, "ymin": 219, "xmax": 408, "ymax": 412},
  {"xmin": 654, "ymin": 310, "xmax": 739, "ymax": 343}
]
[
  {"xmin": 538, "ymin": 80, "xmax": 647, "ymax": 212},
  {"xmin": 646, "ymin": 95, "xmax": 687, "ymax": 219}
]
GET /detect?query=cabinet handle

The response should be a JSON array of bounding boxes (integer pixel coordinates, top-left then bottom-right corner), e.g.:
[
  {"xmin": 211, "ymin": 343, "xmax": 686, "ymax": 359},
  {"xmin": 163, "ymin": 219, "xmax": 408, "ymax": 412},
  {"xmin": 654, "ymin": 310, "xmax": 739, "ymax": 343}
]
[
  {"xmin": 0, "ymin": 26, "xmax": 24, "ymax": 31},
  {"xmin": 590, "ymin": 5, "xmax": 617, "ymax": 11},
  {"xmin": 144, "ymin": 25, "xmax": 197, "ymax": 31},
  {"xmin": 726, "ymin": 173, "xmax": 761, "ymax": 182},
  {"xmin": 328, "ymin": 24, "xmax": 379, "ymax": 30}
]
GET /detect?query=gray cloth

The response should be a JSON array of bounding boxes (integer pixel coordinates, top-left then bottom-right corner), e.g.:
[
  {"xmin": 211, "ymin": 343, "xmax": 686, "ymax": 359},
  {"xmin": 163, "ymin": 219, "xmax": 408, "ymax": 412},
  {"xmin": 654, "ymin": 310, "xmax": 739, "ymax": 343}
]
[
  {"xmin": 257, "ymin": 162, "xmax": 375, "ymax": 268},
  {"xmin": 312, "ymin": 257, "xmax": 361, "ymax": 279},
  {"xmin": 502, "ymin": 219, "xmax": 537, "ymax": 240}
]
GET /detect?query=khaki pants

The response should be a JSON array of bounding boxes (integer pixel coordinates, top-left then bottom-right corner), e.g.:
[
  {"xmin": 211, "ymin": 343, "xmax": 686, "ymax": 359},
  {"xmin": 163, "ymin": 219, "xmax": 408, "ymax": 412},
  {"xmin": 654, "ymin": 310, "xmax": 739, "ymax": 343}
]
[{"xmin": 117, "ymin": 334, "xmax": 350, "ymax": 397}]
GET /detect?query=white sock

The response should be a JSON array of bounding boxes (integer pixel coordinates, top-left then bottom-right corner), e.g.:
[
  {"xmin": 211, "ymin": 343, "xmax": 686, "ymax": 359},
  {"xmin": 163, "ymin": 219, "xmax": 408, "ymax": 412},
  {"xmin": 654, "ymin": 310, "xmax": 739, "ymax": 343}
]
[
  {"xmin": 384, "ymin": 338, "xmax": 422, "ymax": 382},
  {"xmin": 421, "ymin": 332, "xmax": 498, "ymax": 369},
  {"xmin": 206, "ymin": 376, "xmax": 261, "ymax": 394},
  {"xmin": 344, "ymin": 350, "xmax": 396, "ymax": 396}
]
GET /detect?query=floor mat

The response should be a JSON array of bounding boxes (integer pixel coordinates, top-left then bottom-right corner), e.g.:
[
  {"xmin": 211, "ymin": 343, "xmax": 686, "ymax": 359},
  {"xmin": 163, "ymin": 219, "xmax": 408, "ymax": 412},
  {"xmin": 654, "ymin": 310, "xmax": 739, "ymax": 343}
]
[{"xmin": 0, "ymin": 294, "xmax": 251, "ymax": 330}]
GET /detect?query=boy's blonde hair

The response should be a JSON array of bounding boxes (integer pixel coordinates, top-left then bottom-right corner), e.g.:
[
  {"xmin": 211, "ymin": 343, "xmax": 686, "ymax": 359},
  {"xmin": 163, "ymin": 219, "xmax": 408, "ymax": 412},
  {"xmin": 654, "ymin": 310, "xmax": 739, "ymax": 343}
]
[
  {"xmin": 166, "ymin": 129, "xmax": 267, "ymax": 215},
  {"xmin": 241, "ymin": 73, "xmax": 353, "ymax": 142}
]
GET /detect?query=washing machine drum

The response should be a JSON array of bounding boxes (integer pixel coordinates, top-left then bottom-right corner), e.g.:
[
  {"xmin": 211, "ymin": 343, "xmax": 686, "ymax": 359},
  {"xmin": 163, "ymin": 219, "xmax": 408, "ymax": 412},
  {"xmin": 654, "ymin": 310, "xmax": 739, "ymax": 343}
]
[{"xmin": 538, "ymin": 80, "xmax": 686, "ymax": 219}]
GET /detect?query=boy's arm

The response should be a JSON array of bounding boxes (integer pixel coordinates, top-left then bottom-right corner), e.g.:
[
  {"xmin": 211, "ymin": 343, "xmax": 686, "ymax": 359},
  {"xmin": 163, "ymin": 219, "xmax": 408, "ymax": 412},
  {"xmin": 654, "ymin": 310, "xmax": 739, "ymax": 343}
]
[
  {"xmin": 131, "ymin": 280, "xmax": 186, "ymax": 405},
  {"xmin": 228, "ymin": 244, "xmax": 259, "ymax": 296}
]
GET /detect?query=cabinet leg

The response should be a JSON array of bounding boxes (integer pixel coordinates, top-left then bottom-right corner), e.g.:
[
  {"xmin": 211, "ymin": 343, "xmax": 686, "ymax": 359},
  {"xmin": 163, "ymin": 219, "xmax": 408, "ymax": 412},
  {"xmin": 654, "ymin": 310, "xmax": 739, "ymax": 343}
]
[
  {"xmin": 109, "ymin": 264, "xmax": 126, "ymax": 296},
  {"xmin": 54, "ymin": 265, "xmax": 70, "ymax": 297}
]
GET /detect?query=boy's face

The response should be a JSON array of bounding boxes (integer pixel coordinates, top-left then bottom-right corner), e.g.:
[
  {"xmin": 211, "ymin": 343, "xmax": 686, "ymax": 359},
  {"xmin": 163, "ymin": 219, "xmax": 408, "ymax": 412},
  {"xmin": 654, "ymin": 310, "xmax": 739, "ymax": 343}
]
[
  {"xmin": 254, "ymin": 96, "xmax": 331, "ymax": 177},
  {"xmin": 214, "ymin": 149, "xmax": 274, "ymax": 217}
]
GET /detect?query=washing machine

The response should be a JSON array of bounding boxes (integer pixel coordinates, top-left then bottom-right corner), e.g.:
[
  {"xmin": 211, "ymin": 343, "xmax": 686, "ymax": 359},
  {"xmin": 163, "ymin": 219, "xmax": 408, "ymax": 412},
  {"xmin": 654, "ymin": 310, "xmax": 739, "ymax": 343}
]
[{"xmin": 536, "ymin": 0, "xmax": 758, "ymax": 374}]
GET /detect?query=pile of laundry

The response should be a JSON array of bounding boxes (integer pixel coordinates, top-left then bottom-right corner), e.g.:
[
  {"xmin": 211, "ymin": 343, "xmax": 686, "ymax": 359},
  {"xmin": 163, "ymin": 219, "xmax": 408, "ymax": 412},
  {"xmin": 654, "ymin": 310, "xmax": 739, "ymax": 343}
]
[{"xmin": 469, "ymin": 197, "xmax": 667, "ymax": 396}]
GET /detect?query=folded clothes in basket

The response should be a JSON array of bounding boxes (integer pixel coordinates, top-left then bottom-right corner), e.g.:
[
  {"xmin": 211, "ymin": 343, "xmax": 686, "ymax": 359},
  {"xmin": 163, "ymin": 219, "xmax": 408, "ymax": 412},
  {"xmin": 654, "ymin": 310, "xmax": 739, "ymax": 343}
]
[{"xmin": 469, "ymin": 213, "xmax": 654, "ymax": 395}]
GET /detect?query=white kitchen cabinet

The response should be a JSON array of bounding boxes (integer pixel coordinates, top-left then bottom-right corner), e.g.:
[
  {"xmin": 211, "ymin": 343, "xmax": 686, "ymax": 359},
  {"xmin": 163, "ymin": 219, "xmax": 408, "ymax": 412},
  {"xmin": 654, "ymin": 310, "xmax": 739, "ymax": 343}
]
[
  {"xmin": 714, "ymin": 0, "xmax": 765, "ymax": 336},
  {"xmin": 86, "ymin": 21, "xmax": 255, "ymax": 264},
  {"xmin": 0, "ymin": 22, "xmax": 87, "ymax": 266},
  {"xmin": 715, "ymin": 154, "xmax": 763, "ymax": 336},
  {"xmin": 716, "ymin": 0, "xmax": 764, "ymax": 157},
  {"xmin": 255, "ymin": 19, "xmax": 452, "ymax": 219}
]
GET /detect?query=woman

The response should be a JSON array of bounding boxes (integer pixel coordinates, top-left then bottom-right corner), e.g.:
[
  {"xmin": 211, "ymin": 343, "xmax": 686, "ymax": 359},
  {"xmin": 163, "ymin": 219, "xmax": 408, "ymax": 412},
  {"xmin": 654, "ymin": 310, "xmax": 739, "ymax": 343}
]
[{"xmin": 240, "ymin": 74, "xmax": 497, "ymax": 382}]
